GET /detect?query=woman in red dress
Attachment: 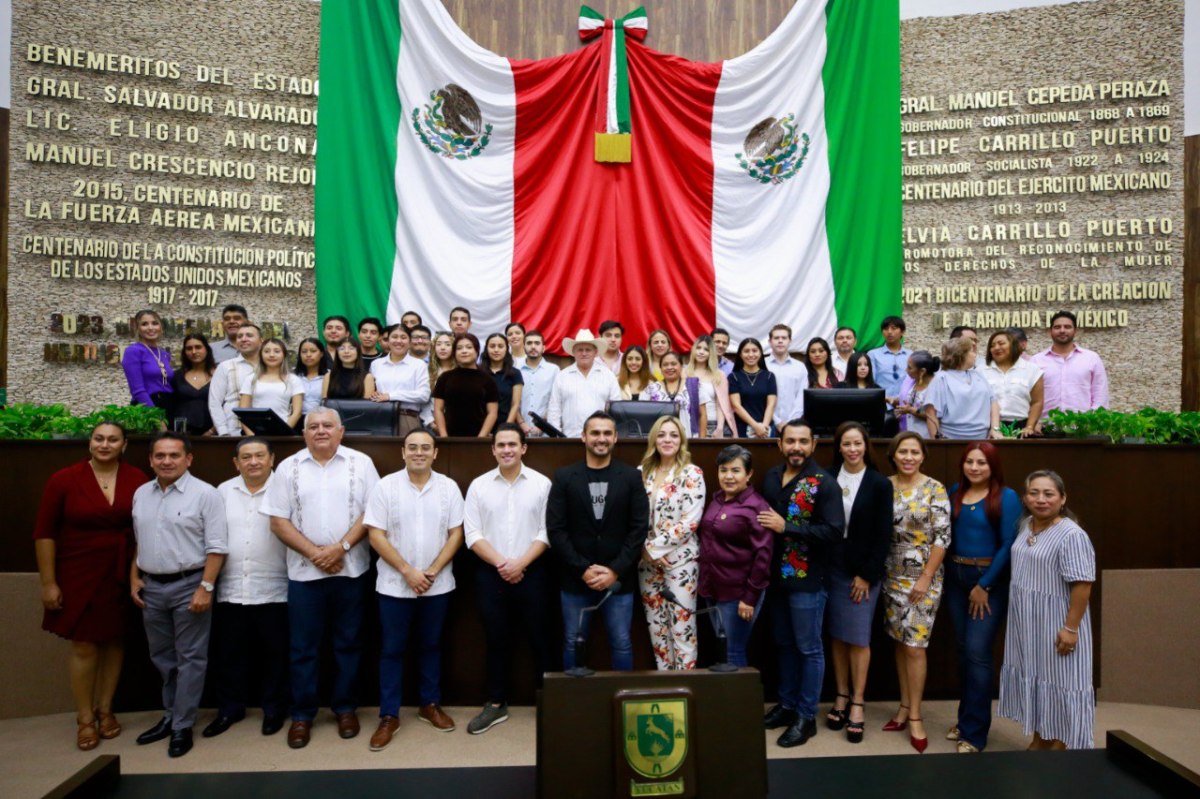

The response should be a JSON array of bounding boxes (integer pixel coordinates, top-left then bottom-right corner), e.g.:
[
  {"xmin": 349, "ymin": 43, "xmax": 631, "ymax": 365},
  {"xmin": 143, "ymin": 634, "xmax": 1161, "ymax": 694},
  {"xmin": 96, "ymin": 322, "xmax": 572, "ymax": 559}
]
[{"xmin": 33, "ymin": 421, "xmax": 148, "ymax": 750}]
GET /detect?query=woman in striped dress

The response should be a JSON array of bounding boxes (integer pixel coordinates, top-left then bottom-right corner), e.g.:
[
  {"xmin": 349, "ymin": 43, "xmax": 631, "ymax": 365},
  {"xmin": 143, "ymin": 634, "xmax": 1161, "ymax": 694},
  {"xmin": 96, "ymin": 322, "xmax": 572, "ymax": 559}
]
[{"xmin": 998, "ymin": 470, "xmax": 1096, "ymax": 750}]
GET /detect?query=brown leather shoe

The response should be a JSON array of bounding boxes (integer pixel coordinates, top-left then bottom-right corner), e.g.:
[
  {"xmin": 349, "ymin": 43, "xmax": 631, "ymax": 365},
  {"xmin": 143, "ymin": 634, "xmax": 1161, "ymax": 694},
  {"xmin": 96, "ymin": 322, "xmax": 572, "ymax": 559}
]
[
  {"xmin": 417, "ymin": 703, "xmax": 456, "ymax": 732},
  {"xmin": 368, "ymin": 716, "xmax": 400, "ymax": 751},
  {"xmin": 336, "ymin": 711, "xmax": 360, "ymax": 739},
  {"xmin": 287, "ymin": 720, "xmax": 312, "ymax": 749}
]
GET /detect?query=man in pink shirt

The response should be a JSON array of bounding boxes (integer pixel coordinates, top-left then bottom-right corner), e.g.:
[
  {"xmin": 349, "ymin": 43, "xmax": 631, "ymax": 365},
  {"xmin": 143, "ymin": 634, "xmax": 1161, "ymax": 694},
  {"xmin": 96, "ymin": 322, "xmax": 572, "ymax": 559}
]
[{"xmin": 1032, "ymin": 311, "xmax": 1109, "ymax": 426}]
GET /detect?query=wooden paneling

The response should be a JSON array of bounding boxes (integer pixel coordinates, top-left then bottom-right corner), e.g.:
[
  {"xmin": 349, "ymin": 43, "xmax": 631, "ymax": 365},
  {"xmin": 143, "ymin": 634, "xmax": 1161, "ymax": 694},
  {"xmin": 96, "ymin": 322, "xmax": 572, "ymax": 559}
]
[
  {"xmin": 1185, "ymin": 135, "xmax": 1199, "ymax": 410},
  {"xmin": 439, "ymin": 0, "xmax": 794, "ymax": 62}
]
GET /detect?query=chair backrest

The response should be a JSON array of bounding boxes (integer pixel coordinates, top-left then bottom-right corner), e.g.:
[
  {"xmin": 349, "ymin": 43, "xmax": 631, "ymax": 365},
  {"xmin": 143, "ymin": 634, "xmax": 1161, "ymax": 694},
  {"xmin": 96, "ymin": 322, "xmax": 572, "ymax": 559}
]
[{"xmin": 321, "ymin": 399, "xmax": 399, "ymax": 436}]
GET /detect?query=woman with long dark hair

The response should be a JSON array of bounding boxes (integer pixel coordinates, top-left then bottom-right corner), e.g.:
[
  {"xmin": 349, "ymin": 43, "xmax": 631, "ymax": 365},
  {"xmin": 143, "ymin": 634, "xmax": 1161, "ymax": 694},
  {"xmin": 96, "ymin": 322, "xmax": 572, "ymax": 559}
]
[
  {"xmin": 293, "ymin": 337, "xmax": 328, "ymax": 416},
  {"xmin": 170, "ymin": 334, "xmax": 215, "ymax": 435},
  {"xmin": 34, "ymin": 421, "xmax": 149, "ymax": 749},
  {"xmin": 728, "ymin": 338, "xmax": 777, "ymax": 438},
  {"xmin": 484, "ymin": 333, "xmax": 525, "ymax": 425},
  {"xmin": 838, "ymin": 352, "xmax": 880, "ymax": 390},
  {"xmin": 618, "ymin": 346, "xmax": 652, "ymax": 400},
  {"xmin": 945, "ymin": 442, "xmax": 1020, "ymax": 752},
  {"xmin": 804, "ymin": 337, "xmax": 838, "ymax": 389},
  {"xmin": 323, "ymin": 339, "xmax": 376, "ymax": 400},
  {"xmin": 432, "ymin": 333, "xmax": 500, "ymax": 437},
  {"xmin": 824, "ymin": 422, "xmax": 893, "ymax": 744}
]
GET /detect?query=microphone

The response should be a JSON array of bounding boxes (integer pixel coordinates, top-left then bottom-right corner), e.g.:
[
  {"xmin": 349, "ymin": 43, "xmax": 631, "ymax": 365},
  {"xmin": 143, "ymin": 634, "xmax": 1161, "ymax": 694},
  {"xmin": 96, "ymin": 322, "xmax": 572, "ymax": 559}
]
[
  {"xmin": 657, "ymin": 587, "xmax": 738, "ymax": 673},
  {"xmin": 566, "ymin": 581, "xmax": 622, "ymax": 678},
  {"xmin": 530, "ymin": 412, "xmax": 566, "ymax": 438}
]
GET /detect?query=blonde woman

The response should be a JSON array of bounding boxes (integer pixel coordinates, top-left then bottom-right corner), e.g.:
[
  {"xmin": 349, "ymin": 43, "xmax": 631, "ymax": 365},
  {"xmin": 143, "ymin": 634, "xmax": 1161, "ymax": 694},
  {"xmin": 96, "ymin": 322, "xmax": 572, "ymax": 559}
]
[
  {"xmin": 647, "ymin": 329, "xmax": 673, "ymax": 380},
  {"xmin": 686, "ymin": 335, "xmax": 736, "ymax": 438},
  {"xmin": 638, "ymin": 416, "xmax": 706, "ymax": 670},
  {"xmin": 122, "ymin": 309, "xmax": 174, "ymax": 408},
  {"xmin": 618, "ymin": 346, "xmax": 652, "ymax": 400},
  {"xmin": 422, "ymin": 331, "xmax": 456, "ymax": 429},
  {"xmin": 238, "ymin": 338, "xmax": 304, "ymax": 430}
]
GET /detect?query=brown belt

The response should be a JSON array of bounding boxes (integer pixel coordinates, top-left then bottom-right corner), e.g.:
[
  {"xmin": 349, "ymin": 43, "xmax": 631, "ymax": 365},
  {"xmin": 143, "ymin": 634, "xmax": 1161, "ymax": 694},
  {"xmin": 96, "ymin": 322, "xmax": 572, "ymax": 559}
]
[
  {"xmin": 397, "ymin": 409, "xmax": 420, "ymax": 418},
  {"xmin": 951, "ymin": 556, "xmax": 993, "ymax": 566}
]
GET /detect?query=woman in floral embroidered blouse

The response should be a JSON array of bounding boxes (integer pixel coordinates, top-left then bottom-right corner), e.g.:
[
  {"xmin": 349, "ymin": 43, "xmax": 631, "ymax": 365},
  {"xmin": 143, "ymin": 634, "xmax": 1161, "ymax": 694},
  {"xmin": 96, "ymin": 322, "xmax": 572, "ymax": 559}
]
[
  {"xmin": 881, "ymin": 431, "xmax": 951, "ymax": 753},
  {"xmin": 637, "ymin": 416, "xmax": 706, "ymax": 670}
]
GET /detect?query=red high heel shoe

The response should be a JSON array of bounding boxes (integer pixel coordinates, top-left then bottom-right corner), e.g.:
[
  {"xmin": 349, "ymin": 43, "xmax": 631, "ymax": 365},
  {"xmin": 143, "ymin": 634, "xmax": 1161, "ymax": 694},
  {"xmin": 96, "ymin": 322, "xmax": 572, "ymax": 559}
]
[
  {"xmin": 909, "ymin": 717, "xmax": 928, "ymax": 753},
  {"xmin": 881, "ymin": 704, "xmax": 909, "ymax": 732}
]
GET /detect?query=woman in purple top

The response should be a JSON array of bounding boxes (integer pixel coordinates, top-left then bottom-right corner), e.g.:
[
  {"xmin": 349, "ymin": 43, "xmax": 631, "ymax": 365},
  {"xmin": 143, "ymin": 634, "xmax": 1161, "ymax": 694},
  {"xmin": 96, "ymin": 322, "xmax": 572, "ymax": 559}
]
[
  {"xmin": 121, "ymin": 309, "xmax": 174, "ymax": 408},
  {"xmin": 697, "ymin": 445, "xmax": 773, "ymax": 666}
]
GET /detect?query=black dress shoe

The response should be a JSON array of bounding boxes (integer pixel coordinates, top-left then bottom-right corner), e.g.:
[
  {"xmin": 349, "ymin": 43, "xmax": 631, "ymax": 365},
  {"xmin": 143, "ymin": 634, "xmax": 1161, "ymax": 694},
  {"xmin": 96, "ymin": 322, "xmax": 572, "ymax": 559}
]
[
  {"xmin": 136, "ymin": 716, "xmax": 173, "ymax": 745},
  {"xmin": 167, "ymin": 728, "xmax": 193, "ymax": 758},
  {"xmin": 763, "ymin": 704, "xmax": 799, "ymax": 730},
  {"xmin": 778, "ymin": 718, "xmax": 818, "ymax": 748},
  {"xmin": 262, "ymin": 715, "xmax": 286, "ymax": 736},
  {"xmin": 201, "ymin": 712, "xmax": 245, "ymax": 738}
]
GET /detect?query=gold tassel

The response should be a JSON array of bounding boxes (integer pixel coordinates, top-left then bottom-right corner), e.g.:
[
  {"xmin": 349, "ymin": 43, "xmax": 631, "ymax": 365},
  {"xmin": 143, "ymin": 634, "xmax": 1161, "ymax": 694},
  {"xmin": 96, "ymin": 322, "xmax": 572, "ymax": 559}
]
[{"xmin": 594, "ymin": 132, "xmax": 632, "ymax": 163}]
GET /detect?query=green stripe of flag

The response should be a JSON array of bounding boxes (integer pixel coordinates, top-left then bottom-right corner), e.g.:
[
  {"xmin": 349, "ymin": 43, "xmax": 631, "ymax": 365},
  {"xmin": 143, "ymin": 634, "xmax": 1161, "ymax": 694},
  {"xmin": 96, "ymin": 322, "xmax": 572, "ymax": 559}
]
[
  {"xmin": 614, "ymin": 28, "xmax": 631, "ymax": 133},
  {"xmin": 823, "ymin": 0, "xmax": 901, "ymax": 350},
  {"xmin": 314, "ymin": 0, "xmax": 401, "ymax": 331}
]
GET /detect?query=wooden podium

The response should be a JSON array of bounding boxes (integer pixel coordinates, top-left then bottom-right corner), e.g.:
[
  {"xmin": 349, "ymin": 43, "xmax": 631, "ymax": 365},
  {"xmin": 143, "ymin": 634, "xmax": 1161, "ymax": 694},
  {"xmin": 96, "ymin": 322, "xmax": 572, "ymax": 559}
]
[{"xmin": 537, "ymin": 668, "xmax": 768, "ymax": 798}]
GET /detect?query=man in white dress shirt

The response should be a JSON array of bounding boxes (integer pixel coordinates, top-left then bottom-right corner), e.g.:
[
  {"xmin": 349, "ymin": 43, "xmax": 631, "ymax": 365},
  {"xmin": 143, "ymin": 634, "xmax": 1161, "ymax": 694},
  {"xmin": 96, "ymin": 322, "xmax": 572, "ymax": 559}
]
[
  {"xmin": 831, "ymin": 326, "xmax": 857, "ymax": 381},
  {"xmin": 598, "ymin": 320, "xmax": 624, "ymax": 375},
  {"xmin": 262, "ymin": 408, "xmax": 380, "ymax": 749},
  {"xmin": 766, "ymin": 324, "xmax": 809, "ymax": 434},
  {"xmin": 519, "ymin": 330, "xmax": 559, "ymax": 437},
  {"xmin": 547, "ymin": 328, "xmax": 621, "ymax": 437},
  {"xmin": 130, "ymin": 432, "xmax": 228, "ymax": 758},
  {"xmin": 369, "ymin": 325, "xmax": 431, "ymax": 438},
  {"xmin": 203, "ymin": 437, "xmax": 289, "ymax": 739},
  {"xmin": 463, "ymin": 424, "xmax": 552, "ymax": 735},
  {"xmin": 364, "ymin": 428, "xmax": 465, "ymax": 750},
  {"xmin": 208, "ymin": 323, "xmax": 262, "ymax": 436}
]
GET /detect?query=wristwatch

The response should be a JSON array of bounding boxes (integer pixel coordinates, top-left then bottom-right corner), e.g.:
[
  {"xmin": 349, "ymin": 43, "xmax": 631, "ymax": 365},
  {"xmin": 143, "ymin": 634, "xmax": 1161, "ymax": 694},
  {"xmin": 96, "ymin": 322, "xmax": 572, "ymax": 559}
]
[
  {"xmin": 340, "ymin": 539, "xmax": 351, "ymax": 552},
  {"xmin": 199, "ymin": 580, "xmax": 215, "ymax": 593}
]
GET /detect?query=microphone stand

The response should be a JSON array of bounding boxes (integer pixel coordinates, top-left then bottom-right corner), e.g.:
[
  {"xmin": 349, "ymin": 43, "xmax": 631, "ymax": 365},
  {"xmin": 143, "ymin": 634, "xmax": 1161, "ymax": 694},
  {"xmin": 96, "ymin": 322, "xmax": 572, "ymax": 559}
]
[
  {"xmin": 659, "ymin": 586, "xmax": 738, "ymax": 673},
  {"xmin": 565, "ymin": 583, "xmax": 620, "ymax": 678}
]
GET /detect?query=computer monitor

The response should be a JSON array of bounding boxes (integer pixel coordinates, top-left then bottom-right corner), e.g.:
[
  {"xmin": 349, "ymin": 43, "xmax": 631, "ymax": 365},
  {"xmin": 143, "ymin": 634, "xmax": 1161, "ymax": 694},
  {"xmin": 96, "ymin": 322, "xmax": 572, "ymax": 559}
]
[
  {"xmin": 608, "ymin": 401, "xmax": 678, "ymax": 438},
  {"xmin": 231, "ymin": 408, "xmax": 299, "ymax": 437},
  {"xmin": 802, "ymin": 388, "xmax": 886, "ymax": 437}
]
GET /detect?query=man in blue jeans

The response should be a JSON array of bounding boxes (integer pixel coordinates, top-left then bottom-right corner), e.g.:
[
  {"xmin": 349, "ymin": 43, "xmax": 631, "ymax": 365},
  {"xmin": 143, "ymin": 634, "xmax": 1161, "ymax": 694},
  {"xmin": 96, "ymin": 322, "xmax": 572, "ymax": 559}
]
[
  {"xmin": 759, "ymin": 418, "xmax": 844, "ymax": 747},
  {"xmin": 547, "ymin": 411, "xmax": 649, "ymax": 671}
]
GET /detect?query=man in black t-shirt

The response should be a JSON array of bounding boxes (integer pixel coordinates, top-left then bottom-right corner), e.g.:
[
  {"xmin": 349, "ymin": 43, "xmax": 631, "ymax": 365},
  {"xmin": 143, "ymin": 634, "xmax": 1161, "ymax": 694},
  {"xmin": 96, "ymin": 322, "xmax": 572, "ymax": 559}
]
[{"xmin": 546, "ymin": 412, "xmax": 649, "ymax": 671}]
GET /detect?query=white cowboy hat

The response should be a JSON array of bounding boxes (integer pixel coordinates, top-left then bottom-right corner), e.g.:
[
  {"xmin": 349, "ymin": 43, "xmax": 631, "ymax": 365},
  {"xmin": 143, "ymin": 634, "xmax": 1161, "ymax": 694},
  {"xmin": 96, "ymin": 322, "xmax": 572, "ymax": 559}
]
[{"xmin": 562, "ymin": 328, "xmax": 603, "ymax": 352}]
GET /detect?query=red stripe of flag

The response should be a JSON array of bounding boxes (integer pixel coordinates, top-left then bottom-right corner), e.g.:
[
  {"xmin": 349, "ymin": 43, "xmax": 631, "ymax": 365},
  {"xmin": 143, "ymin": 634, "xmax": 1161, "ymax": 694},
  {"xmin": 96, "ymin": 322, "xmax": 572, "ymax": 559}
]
[{"xmin": 510, "ymin": 41, "xmax": 723, "ymax": 354}]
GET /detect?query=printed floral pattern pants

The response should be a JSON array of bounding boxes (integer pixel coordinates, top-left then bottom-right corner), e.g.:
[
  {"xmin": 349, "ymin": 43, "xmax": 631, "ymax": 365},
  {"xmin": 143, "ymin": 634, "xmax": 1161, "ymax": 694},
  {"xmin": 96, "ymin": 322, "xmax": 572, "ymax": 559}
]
[{"xmin": 638, "ymin": 558, "xmax": 699, "ymax": 670}]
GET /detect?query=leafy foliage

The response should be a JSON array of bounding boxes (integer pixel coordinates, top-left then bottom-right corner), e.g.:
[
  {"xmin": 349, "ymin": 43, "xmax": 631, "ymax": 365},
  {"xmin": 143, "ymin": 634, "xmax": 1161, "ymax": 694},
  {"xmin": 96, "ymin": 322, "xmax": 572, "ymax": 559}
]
[
  {"xmin": 1044, "ymin": 408, "xmax": 1200, "ymax": 445},
  {"xmin": 0, "ymin": 403, "xmax": 166, "ymax": 439}
]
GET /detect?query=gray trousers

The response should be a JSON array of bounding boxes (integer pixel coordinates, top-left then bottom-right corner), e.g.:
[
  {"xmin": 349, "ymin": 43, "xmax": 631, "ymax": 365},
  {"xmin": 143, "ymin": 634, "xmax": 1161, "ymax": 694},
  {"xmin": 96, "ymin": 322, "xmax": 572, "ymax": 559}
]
[{"xmin": 142, "ymin": 573, "xmax": 212, "ymax": 731}]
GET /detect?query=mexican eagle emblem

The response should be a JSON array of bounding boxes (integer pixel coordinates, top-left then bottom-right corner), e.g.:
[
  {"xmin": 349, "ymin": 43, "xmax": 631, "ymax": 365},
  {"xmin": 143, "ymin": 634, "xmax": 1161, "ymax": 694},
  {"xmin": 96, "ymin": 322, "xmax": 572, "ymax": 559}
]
[
  {"xmin": 736, "ymin": 113, "xmax": 810, "ymax": 185},
  {"xmin": 412, "ymin": 84, "xmax": 493, "ymax": 160}
]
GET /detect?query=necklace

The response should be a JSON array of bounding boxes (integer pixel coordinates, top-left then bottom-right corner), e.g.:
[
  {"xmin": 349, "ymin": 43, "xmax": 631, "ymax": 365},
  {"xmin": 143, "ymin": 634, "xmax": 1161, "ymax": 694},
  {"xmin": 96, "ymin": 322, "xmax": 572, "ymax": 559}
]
[
  {"xmin": 142, "ymin": 342, "xmax": 169, "ymax": 384},
  {"xmin": 89, "ymin": 461, "xmax": 117, "ymax": 490},
  {"xmin": 1028, "ymin": 517, "xmax": 1058, "ymax": 546},
  {"xmin": 743, "ymin": 369, "xmax": 760, "ymax": 387}
]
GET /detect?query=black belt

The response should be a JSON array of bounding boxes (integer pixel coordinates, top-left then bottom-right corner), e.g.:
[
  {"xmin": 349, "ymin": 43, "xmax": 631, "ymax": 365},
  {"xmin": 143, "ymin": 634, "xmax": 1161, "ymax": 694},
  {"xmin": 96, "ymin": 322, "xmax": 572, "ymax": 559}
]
[{"xmin": 141, "ymin": 567, "xmax": 204, "ymax": 584}]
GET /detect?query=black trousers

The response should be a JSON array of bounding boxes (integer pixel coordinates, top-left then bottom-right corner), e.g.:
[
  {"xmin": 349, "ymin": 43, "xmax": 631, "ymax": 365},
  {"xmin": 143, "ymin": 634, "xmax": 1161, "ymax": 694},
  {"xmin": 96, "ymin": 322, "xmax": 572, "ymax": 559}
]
[
  {"xmin": 211, "ymin": 601, "xmax": 290, "ymax": 718},
  {"xmin": 475, "ymin": 560, "xmax": 552, "ymax": 704}
]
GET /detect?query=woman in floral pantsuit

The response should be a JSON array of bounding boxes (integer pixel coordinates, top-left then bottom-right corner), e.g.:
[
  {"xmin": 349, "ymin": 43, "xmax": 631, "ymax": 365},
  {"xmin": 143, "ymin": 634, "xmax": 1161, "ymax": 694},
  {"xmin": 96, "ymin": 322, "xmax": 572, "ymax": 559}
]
[{"xmin": 638, "ymin": 416, "xmax": 706, "ymax": 670}]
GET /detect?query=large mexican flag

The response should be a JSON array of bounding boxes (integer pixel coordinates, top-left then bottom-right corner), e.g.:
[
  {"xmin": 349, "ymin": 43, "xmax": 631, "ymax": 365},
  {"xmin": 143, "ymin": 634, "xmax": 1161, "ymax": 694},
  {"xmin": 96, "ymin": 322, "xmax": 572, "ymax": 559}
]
[{"xmin": 315, "ymin": 0, "xmax": 899, "ymax": 353}]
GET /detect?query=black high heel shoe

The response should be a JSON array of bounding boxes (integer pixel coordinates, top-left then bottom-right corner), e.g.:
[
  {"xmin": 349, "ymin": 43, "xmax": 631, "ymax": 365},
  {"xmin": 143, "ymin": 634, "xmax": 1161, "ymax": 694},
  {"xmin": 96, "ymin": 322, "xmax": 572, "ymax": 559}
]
[
  {"xmin": 845, "ymin": 702, "xmax": 865, "ymax": 744},
  {"xmin": 825, "ymin": 693, "xmax": 850, "ymax": 731}
]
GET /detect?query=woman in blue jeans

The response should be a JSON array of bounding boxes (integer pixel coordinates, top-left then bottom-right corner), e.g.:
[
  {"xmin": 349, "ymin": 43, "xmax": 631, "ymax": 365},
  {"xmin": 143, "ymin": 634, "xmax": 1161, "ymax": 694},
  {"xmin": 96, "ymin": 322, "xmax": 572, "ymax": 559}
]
[
  {"xmin": 697, "ymin": 446, "xmax": 773, "ymax": 666},
  {"xmin": 946, "ymin": 441, "xmax": 1020, "ymax": 752}
]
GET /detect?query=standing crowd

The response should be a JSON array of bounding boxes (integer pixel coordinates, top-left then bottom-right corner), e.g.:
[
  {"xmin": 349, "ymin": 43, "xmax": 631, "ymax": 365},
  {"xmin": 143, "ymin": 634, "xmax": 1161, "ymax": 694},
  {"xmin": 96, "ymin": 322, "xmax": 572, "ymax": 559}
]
[{"xmin": 35, "ymin": 304, "xmax": 1105, "ymax": 757}]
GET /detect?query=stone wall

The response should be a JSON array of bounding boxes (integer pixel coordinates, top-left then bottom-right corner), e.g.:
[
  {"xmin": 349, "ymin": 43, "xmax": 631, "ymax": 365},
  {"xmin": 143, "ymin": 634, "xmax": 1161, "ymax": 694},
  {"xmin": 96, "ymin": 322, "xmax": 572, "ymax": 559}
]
[
  {"xmin": 5, "ymin": 0, "xmax": 1185, "ymax": 411},
  {"xmin": 8, "ymin": 0, "xmax": 319, "ymax": 410},
  {"xmin": 900, "ymin": 0, "xmax": 1185, "ymax": 410}
]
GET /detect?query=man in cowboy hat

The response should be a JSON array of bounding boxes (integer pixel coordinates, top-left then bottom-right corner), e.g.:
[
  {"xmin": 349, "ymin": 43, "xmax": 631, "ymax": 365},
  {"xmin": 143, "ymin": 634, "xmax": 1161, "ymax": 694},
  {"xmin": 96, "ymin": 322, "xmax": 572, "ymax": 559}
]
[{"xmin": 547, "ymin": 328, "xmax": 622, "ymax": 437}]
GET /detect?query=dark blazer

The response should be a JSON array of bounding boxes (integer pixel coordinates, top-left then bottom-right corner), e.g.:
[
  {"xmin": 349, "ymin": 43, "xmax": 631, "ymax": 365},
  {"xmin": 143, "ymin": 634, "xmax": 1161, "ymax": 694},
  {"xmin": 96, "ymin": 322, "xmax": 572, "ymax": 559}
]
[
  {"xmin": 546, "ymin": 459, "xmax": 650, "ymax": 595},
  {"xmin": 834, "ymin": 467, "xmax": 893, "ymax": 585}
]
